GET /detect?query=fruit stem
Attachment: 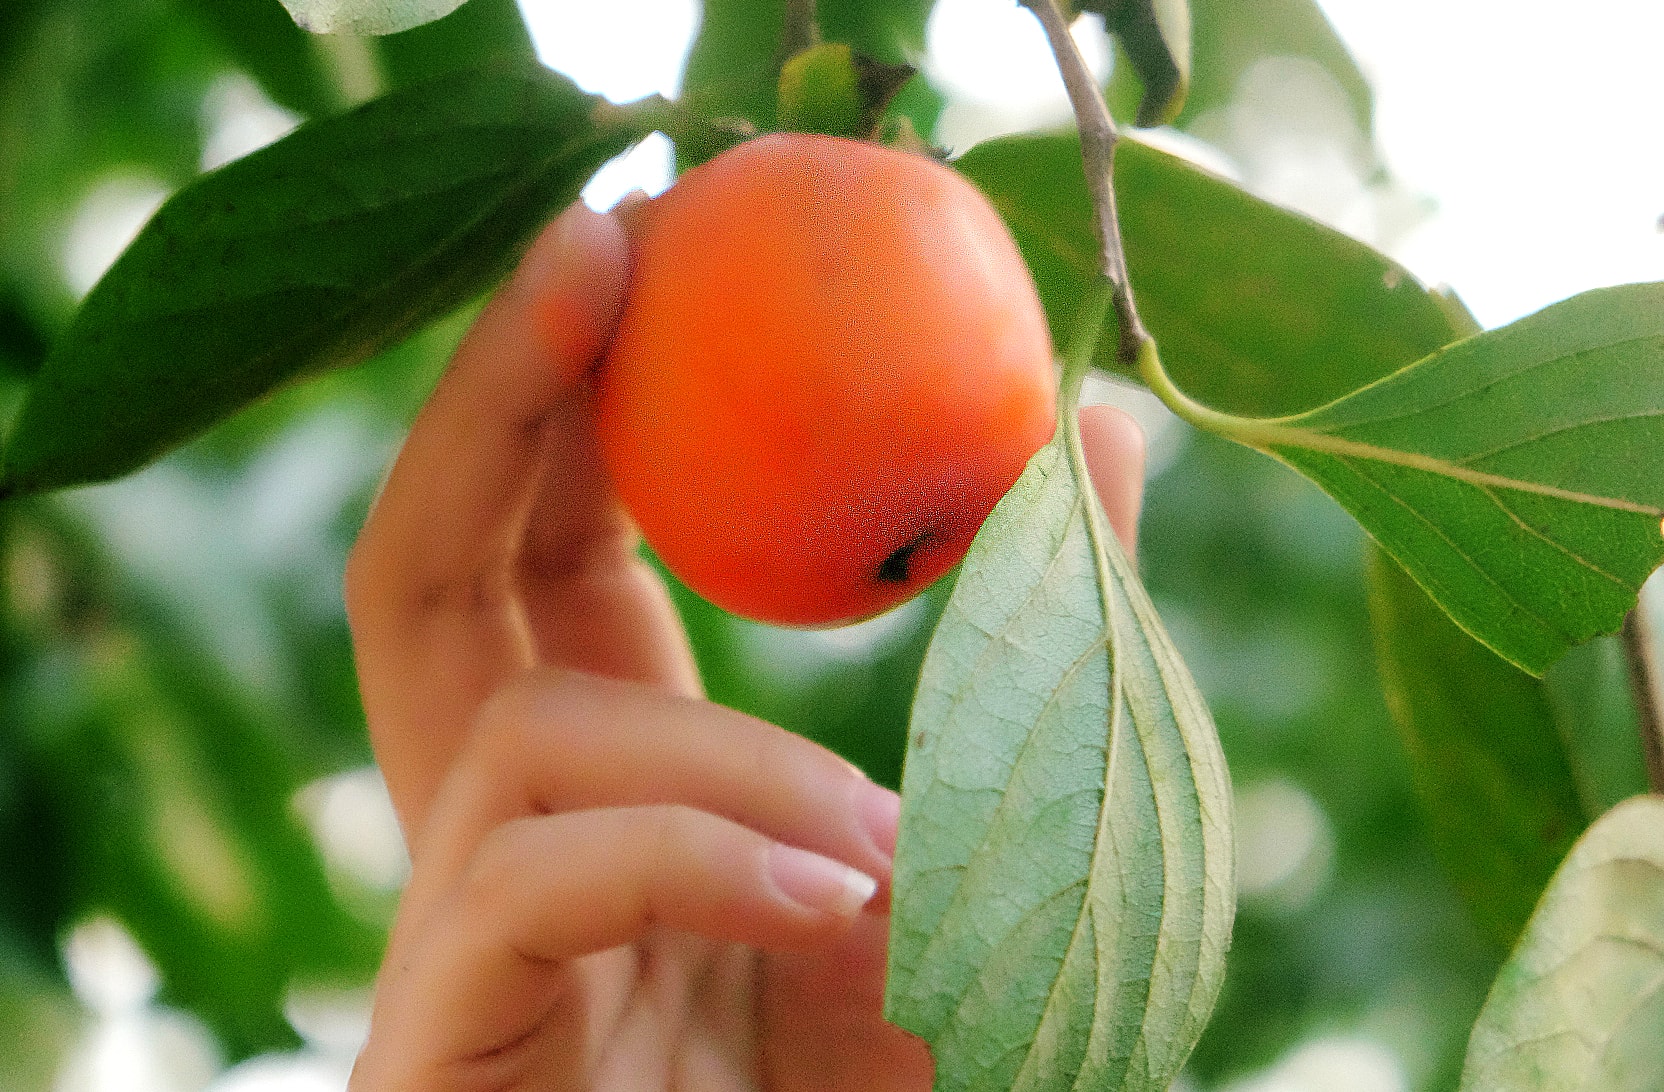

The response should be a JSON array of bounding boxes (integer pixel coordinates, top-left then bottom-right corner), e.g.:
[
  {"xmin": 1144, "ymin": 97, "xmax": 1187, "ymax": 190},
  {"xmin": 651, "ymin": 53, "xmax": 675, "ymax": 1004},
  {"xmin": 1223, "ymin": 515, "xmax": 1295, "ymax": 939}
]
[
  {"xmin": 1022, "ymin": 0, "xmax": 1148, "ymax": 369},
  {"xmin": 1621, "ymin": 605, "xmax": 1664, "ymax": 794},
  {"xmin": 782, "ymin": 0, "xmax": 820, "ymax": 60}
]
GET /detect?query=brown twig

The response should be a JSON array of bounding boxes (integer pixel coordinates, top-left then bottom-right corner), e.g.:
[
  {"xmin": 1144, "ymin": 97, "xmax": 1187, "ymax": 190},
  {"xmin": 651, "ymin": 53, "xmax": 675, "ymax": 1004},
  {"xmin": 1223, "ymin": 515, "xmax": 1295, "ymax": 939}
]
[
  {"xmin": 1622, "ymin": 603, "xmax": 1664, "ymax": 794},
  {"xmin": 1020, "ymin": 0, "xmax": 1149, "ymax": 367},
  {"xmin": 782, "ymin": 0, "xmax": 820, "ymax": 61}
]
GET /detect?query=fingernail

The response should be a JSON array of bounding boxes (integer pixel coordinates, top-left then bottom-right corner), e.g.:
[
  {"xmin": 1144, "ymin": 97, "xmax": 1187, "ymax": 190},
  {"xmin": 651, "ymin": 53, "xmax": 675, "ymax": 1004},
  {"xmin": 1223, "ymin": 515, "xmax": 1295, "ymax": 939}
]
[
  {"xmin": 855, "ymin": 781, "xmax": 901, "ymax": 861},
  {"xmin": 836, "ymin": 755, "xmax": 867, "ymax": 780},
  {"xmin": 518, "ymin": 205, "xmax": 593, "ymax": 289},
  {"xmin": 518, "ymin": 206, "xmax": 627, "ymax": 374},
  {"xmin": 767, "ymin": 844, "xmax": 877, "ymax": 918}
]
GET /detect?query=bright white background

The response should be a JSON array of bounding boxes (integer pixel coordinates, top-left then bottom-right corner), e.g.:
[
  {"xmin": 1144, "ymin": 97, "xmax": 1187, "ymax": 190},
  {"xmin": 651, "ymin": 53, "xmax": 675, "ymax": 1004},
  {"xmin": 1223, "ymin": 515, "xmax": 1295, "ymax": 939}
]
[{"xmin": 52, "ymin": 3, "xmax": 1664, "ymax": 1092}]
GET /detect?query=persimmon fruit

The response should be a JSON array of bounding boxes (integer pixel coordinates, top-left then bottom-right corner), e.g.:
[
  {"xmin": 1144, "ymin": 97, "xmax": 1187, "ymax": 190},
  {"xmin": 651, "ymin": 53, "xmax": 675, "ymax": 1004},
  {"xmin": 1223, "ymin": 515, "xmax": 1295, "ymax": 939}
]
[{"xmin": 595, "ymin": 132, "xmax": 1057, "ymax": 627}]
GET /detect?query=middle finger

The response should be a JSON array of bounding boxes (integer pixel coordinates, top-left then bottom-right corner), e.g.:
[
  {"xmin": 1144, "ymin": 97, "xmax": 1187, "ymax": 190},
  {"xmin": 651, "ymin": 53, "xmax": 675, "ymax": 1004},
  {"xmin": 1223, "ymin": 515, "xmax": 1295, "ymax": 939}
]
[{"xmin": 402, "ymin": 669, "xmax": 902, "ymax": 907}]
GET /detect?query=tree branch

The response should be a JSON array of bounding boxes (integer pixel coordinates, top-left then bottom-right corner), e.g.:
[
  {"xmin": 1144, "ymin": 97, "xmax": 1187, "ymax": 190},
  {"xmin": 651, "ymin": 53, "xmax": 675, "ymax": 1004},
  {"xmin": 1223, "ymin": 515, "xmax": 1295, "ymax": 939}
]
[
  {"xmin": 1622, "ymin": 603, "xmax": 1664, "ymax": 794},
  {"xmin": 782, "ymin": 0, "xmax": 819, "ymax": 61},
  {"xmin": 1021, "ymin": 0, "xmax": 1149, "ymax": 366}
]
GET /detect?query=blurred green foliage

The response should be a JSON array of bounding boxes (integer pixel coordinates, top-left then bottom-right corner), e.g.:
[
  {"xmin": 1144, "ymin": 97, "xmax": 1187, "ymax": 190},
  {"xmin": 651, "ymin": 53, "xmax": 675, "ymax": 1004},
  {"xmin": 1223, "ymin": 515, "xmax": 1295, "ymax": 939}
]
[{"xmin": 0, "ymin": 0, "xmax": 1642, "ymax": 1089}]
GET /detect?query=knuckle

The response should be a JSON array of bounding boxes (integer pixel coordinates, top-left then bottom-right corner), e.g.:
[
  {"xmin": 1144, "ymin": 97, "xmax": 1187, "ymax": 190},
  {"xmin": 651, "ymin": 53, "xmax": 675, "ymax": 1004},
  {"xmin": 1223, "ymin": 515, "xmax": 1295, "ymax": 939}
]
[
  {"xmin": 455, "ymin": 818, "xmax": 538, "ymax": 916},
  {"xmin": 468, "ymin": 688, "xmax": 535, "ymax": 770},
  {"xmin": 751, "ymin": 719, "xmax": 847, "ymax": 795},
  {"xmin": 647, "ymin": 804, "xmax": 709, "ymax": 865},
  {"xmin": 467, "ymin": 669, "xmax": 593, "ymax": 782}
]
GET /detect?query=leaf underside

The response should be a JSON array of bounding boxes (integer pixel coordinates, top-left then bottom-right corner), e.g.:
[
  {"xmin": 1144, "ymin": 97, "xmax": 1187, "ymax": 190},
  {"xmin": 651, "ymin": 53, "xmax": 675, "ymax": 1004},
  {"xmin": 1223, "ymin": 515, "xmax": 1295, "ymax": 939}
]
[
  {"xmin": 886, "ymin": 423, "xmax": 1233, "ymax": 1092},
  {"xmin": 1460, "ymin": 794, "xmax": 1664, "ymax": 1091},
  {"xmin": 1252, "ymin": 282, "xmax": 1664, "ymax": 675},
  {"xmin": 2, "ymin": 64, "xmax": 640, "ymax": 497},
  {"xmin": 277, "ymin": 0, "xmax": 464, "ymax": 36}
]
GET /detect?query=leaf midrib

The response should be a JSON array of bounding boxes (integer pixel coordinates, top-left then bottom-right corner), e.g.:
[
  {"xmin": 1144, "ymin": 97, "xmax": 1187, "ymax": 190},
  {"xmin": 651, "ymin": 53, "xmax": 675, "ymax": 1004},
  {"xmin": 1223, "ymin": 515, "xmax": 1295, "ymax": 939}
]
[
  {"xmin": 1288, "ymin": 331, "xmax": 1664, "ymax": 436},
  {"xmin": 989, "ymin": 423, "xmax": 1142, "ymax": 1092},
  {"xmin": 1256, "ymin": 423, "xmax": 1664, "ymax": 516}
]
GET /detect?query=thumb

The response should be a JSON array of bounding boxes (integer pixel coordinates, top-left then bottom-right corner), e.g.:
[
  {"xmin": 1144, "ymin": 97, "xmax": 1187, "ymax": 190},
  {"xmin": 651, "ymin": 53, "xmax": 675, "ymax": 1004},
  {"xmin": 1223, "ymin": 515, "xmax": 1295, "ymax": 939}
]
[{"xmin": 1077, "ymin": 404, "xmax": 1146, "ymax": 563}]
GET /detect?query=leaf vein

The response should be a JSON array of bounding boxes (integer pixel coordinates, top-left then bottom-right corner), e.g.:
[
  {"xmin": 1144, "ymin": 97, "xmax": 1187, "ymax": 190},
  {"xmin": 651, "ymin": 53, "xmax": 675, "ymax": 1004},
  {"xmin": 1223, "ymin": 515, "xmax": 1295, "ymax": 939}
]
[
  {"xmin": 1454, "ymin": 408, "xmax": 1664, "ymax": 468},
  {"xmin": 1313, "ymin": 452, "xmax": 1572, "ymax": 642},
  {"xmin": 1295, "ymin": 332, "xmax": 1664, "ymax": 434},
  {"xmin": 1477, "ymin": 484, "xmax": 1634, "ymax": 590}
]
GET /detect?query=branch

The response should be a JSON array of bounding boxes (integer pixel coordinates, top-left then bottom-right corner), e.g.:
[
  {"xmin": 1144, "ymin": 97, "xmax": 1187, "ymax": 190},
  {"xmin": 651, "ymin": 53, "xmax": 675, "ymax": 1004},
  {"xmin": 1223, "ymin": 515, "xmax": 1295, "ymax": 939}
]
[
  {"xmin": 782, "ymin": 0, "xmax": 819, "ymax": 61},
  {"xmin": 1622, "ymin": 604, "xmax": 1664, "ymax": 794},
  {"xmin": 1021, "ymin": 0, "xmax": 1149, "ymax": 366}
]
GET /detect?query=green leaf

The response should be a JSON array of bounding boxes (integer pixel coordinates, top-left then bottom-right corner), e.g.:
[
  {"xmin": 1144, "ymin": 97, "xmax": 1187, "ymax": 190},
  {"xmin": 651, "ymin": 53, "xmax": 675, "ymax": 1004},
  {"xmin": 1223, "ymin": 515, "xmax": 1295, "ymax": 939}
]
[
  {"xmin": 1459, "ymin": 794, "xmax": 1664, "ymax": 1091},
  {"xmin": 1081, "ymin": 0, "xmax": 1191, "ymax": 127},
  {"xmin": 277, "ymin": 0, "xmax": 466, "ymax": 36},
  {"xmin": 1196, "ymin": 283, "xmax": 1664, "ymax": 675},
  {"xmin": 1366, "ymin": 545, "xmax": 1587, "ymax": 948},
  {"xmin": 372, "ymin": 0, "xmax": 537, "ymax": 93},
  {"xmin": 1544, "ymin": 635, "xmax": 1653, "ymax": 818},
  {"xmin": 955, "ymin": 132, "xmax": 1455, "ymax": 418},
  {"xmin": 886, "ymin": 307, "xmax": 1234, "ymax": 1089},
  {"xmin": 178, "ymin": 0, "xmax": 345, "ymax": 119},
  {"xmin": 1, "ymin": 64, "xmax": 643, "ymax": 497}
]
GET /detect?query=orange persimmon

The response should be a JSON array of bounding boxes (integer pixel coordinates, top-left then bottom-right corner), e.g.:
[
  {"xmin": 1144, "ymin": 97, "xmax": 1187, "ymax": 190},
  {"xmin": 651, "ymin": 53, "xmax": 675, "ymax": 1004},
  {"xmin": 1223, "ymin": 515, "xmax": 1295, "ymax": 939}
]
[{"xmin": 596, "ymin": 133, "xmax": 1056, "ymax": 626}]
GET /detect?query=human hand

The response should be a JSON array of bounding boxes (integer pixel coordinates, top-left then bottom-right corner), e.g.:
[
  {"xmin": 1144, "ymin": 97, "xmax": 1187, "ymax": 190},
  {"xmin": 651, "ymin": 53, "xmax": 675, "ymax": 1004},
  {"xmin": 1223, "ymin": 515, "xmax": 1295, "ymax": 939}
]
[{"xmin": 344, "ymin": 200, "xmax": 1147, "ymax": 1090}]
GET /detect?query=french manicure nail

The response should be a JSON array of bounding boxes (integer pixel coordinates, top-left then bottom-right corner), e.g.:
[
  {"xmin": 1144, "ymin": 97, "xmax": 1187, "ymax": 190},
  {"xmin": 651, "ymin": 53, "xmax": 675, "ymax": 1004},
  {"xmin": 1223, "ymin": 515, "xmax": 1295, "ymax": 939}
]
[{"xmin": 767, "ymin": 843, "xmax": 877, "ymax": 918}]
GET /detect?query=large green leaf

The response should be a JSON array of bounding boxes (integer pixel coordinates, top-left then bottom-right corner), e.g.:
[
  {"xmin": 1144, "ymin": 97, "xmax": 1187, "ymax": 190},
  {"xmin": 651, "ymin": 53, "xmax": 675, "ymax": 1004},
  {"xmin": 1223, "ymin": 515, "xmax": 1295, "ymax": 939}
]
[
  {"xmin": 0, "ymin": 64, "xmax": 642, "ymax": 497},
  {"xmin": 955, "ymin": 132, "xmax": 1453, "ymax": 417},
  {"xmin": 1459, "ymin": 794, "xmax": 1664, "ymax": 1090},
  {"xmin": 1366, "ymin": 545, "xmax": 1586, "ymax": 948},
  {"xmin": 1203, "ymin": 283, "xmax": 1664, "ymax": 675},
  {"xmin": 886, "ymin": 318, "xmax": 1234, "ymax": 1089}
]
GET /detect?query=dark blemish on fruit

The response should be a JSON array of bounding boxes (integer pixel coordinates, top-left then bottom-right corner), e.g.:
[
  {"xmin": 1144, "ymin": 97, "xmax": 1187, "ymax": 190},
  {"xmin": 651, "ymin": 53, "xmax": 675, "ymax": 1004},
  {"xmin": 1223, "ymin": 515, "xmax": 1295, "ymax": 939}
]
[
  {"xmin": 913, "ymin": 729, "xmax": 927, "ymax": 750},
  {"xmin": 878, "ymin": 529, "xmax": 933, "ymax": 584}
]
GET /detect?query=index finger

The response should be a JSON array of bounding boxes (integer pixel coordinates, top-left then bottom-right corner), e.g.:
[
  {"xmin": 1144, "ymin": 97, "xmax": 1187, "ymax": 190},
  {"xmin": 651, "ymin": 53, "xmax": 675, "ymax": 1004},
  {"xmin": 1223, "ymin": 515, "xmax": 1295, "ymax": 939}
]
[{"xmin": 345, "ymin": 205, "xmax": 695, "ymax": 840}]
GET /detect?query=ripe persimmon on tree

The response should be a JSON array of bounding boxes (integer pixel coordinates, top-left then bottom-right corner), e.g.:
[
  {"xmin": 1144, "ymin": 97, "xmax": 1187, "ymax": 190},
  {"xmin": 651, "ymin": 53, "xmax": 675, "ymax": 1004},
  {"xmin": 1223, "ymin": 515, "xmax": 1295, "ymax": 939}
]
[{"xmin": 0, "ymin": 0, "xmax": 1662, "ymax": 1090}]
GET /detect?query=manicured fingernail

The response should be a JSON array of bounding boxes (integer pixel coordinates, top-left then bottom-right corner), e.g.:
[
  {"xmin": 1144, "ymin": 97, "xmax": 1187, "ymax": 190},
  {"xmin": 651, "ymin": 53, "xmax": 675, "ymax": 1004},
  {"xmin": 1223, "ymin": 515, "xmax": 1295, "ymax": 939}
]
[
  {"xmin": 767, "ymin": 844, "xmax": 877, "ymax": 918},
  {"xmin": 855, "ymin": 781, "xmax": 901, "ymax": 861}
]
